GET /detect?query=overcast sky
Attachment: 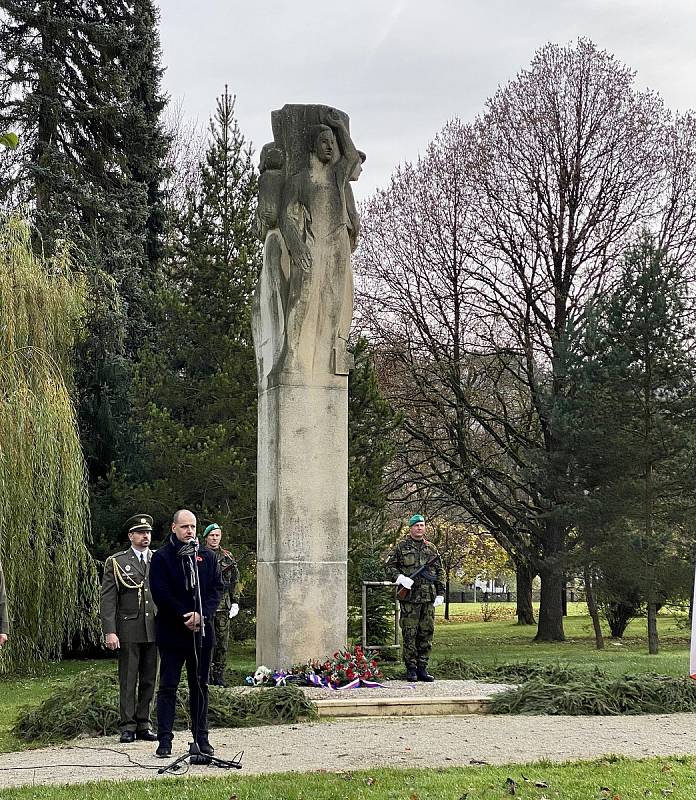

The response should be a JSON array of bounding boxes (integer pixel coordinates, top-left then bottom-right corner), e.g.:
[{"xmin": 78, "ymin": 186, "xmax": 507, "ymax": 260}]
[{"xmin": 158, "ymin": 0, "xmax": 696, "ymax": 199}]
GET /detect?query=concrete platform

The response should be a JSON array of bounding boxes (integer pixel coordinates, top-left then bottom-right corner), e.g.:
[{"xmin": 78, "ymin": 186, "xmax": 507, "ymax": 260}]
[
  {"xmin": 313, "ymin": 694, "xmax": 493, "ymax": 717},
  {"xmin": 233, "ymin": 679, "xmax": 511, "ymax": 718},
  {"xmin": 299, "ymin": 679, "xmax": 511, "ymax": 717}
]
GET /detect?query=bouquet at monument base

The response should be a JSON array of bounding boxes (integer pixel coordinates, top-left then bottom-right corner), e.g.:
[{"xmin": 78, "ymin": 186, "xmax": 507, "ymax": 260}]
[
  {"xmin": 304, "ymin": 644, "xmax": 384, "ymax": 689},
  {"xmin": 247, "ymin": 645, "xmax": 384, "ymax": 690}
]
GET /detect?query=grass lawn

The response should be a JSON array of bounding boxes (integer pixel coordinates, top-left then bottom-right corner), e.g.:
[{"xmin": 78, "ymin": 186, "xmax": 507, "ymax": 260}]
[
  {"xmin": 0, "ymin": 642, "xmax": 257, "ymax": 754},
  {"xmin": 0, "ymin": 604, "xmax": 690, "ymax": 754},
  {"xmin": 431, "ymin": 602, "xmax": 691, "ymax": 678},
  {"xmin": 0, "ymin": 757, "xmax": 694, "ymax": 799},
  {"xmin": 0, "ymin": 660, "xmax": 114, "ymax": 754}
]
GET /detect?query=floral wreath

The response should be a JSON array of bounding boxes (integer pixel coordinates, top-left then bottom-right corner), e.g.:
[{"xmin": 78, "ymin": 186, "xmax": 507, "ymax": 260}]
[{"xmin": 246, "ymin": 644, "xmax": 384, "ymax": 690}]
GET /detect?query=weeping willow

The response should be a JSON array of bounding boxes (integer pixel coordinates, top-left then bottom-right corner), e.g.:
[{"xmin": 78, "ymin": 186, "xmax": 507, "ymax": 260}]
[{"xmin": 0, "ymin": 215, "xmax": 98, "ymax": 672}]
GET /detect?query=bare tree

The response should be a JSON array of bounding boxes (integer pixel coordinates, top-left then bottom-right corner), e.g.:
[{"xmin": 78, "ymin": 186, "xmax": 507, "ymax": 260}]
[
  {"xmin": 658, "ymin": 111, "xmax": 696, "ymax": 268},
  {"xmin": 161, "ymin": 97, "xmax": 206, "ymax": 221},
  {"xmin": 356, "ymin": 121, "xmax": 540, "ymax": 625},
  {"xmin": 469, "ymin": 39, "xmax": 669, "ymax": 640},
  {"xmin": 429, "ymin": 520, "xmax": 512, "ymax": 620},
  {"xmin": 357, "ymin": 40, "xmax": 682, "ymax": 641}
]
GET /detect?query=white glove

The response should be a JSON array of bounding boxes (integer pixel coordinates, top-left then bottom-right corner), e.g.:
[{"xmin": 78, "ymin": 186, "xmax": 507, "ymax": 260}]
[
  {"xmin": 228, "ymin": 603, "xmax": 239, "ymax": 619},
  {"xmin": 433, "ymin": 595, "xmax": 445, "ymax": 607},
  {"xmin": 395, "ymin": 574, "xmax": 414, "ymax": 589}
]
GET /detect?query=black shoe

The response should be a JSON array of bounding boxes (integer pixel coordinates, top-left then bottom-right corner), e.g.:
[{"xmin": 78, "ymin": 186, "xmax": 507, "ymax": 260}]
[
  {"xmin": 197, "ymin": 739, "xmax": 215, "ymax": 756},
  {"xmin": 417, "ymin": 667, "xmax": 435, "ymax": 682},
  {"xmin": 405, "ymin": 669, "xmax": 418, "ymax": 682},
  {"xmin": 136, "ymin": 729, "xmax": 158, "ymax": 742},
  {"xmin": 155, "ymin": 742, "xmax": 172, "ymax": 758},
  {"xmin": 119, "ymin": 730, "xmax": 135, "ymax": 743}
]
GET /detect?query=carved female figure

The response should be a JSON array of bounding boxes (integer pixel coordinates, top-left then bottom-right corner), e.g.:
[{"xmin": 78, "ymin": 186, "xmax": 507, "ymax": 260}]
[{"xmin": 278, "ymin": 110, "xmax": 362, "ymax": 379}]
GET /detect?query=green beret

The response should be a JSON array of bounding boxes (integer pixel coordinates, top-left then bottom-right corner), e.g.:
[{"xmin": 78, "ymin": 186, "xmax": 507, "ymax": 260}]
[
  {"xmin": 125, "ymin": 514, "xmax": 153, "ymax": 534},
  {"xmin": 203, "ymin": 523, "xmax": 221, "ymax": 538},
  {"xmin": 408, "ymin": 514, "xmax": 425, "ymax": 527}
]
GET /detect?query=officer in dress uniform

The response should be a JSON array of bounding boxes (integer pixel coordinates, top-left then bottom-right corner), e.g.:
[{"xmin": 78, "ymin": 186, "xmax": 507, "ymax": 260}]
[
  {"xmin": 385, "ymin": 514, "xmax": 445, "ymax": 682},
  {"xmin": 100, "ymin": 514, "xmax": 158, "ymax": 743},
  {"xmin": 201, "ymin": 523, "xmax": 240, "ymax": 687}
]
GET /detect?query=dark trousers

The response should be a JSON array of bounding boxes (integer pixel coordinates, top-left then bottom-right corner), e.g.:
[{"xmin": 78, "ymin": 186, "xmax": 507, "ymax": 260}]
[
  {"xmin": 156, "ymin": 640, "xmax": 213, "ymax": 744},
  {"xmin": 117, "ymin": 641, "xmax": 158, "ymax": 732}
]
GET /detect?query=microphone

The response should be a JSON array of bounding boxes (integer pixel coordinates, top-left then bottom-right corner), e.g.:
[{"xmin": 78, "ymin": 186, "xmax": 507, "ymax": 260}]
[{"xmin": 178, "ymin": 538, "xmax": 200, "ymax": 592}]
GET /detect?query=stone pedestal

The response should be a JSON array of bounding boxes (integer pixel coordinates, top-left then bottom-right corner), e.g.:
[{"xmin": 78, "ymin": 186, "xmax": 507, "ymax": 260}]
[
  {"xmin": 256, "ymin": 379, "xmax": 348, "ymax": 669},
  {"xmin": 253, "ymin": 102, "xmax": 362, "ymax": 670}
]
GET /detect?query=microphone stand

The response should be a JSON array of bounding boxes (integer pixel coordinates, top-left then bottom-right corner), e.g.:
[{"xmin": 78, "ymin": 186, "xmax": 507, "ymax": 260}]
[{"xmin": 159, "ymin": 538, "xmax": 243, "ymax": 774}]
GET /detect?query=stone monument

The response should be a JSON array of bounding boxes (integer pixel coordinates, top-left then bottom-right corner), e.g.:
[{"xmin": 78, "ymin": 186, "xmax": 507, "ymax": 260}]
[{"xmin": 252, "ymin": 104, "xmax": 364, "ymax": 668}]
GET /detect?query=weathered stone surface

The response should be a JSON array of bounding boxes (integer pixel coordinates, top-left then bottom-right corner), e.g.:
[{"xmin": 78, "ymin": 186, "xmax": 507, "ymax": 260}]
[
  {"xmin": 253, "ymin": 104, "xmax": 362, "ymax": 387},
  {"xmin": 253, "ymin": 104, "xmax": 363, "ymax": 669},
  {"xmin": 256, "ymin": 382, "xmax": 348, "ymax": 668}
]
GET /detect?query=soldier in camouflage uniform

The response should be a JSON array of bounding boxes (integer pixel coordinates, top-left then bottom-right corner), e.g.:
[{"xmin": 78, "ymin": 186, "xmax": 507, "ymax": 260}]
[
  {"xmin": 201, "ymin": 523, "xmax": 240, "ymax": 687},
  {"xmin": 100, "ymin": 514, "xmax": 158, "ymax": 742},
  {"xmin": 385, "ymin": 514, "xmax": 445, "ymax": 682}
]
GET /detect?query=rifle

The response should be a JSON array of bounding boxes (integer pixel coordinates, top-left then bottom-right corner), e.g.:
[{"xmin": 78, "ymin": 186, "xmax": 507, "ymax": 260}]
[{"xmin": 396, "ymin": 555, "xmax": 440, "ymax": 601}]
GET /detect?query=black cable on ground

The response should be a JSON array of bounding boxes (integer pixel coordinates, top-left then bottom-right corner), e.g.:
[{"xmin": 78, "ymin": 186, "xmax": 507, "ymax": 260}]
[
  {"xmin": 0, "ymin": 744, "xmax": 174, "ymax": 773},
  {"xmin": 0, "ymin": 743, "xmax": 245, "ymax": 775}
]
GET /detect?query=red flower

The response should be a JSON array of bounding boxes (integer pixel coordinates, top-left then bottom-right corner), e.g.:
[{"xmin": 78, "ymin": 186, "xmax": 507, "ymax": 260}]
[{"xmin": 291, "ymin": 644, "xmax": 382, "ymax": 687}]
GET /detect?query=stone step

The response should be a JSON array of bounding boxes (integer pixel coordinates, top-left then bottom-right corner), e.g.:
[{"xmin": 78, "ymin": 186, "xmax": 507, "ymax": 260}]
[{"xmin": 314, "ymin": 695, "xmax": 492, "ymax": 717}]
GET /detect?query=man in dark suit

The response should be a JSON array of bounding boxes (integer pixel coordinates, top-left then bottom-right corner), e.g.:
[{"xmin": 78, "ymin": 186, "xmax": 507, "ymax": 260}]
[
  {"xmin": 100, "ymin": 514, "xmax": 158, "ymax": 743},
  {"xmin": 149, "ymin": 509, "xmax": 224, "ymax": 758}
]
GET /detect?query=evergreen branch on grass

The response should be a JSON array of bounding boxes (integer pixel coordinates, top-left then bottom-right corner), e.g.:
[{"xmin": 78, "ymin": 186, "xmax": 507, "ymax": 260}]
[
  {"xmin": 12, "ymin": 672, "xmax": 317, "ymax": 743},
  {"xmin": 430, "ymin": 659, "xmax": 606, "ymax": 684},
  {"xmin": 490, "ymin": 673, "xmax": 696, "ymax": 715}
]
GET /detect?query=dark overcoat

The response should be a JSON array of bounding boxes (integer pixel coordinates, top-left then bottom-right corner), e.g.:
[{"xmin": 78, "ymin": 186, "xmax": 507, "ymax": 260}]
[{"xmin": 149, "ymin": 535, "xmax": 224, "ymax": 649}]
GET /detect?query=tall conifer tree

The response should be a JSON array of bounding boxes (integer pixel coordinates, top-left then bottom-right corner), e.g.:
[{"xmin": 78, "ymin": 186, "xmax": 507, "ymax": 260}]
[
  {"xmin": 570, "ymin": 235, "xmax": 696, "ymax": 652},
  {"xmin": 347, "ymin": 337, "xmax": 400, "ymax": 646},
  {"xmin": 0, "ymin": 0, "xmax": 169, "ymax": 482},
  {"xmin": 92, "ymin": 88, "xmax": 260, "ymax": 559}
]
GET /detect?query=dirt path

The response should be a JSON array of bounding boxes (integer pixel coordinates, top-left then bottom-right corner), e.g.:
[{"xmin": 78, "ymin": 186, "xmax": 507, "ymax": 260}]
[{"xmin": 0, "ymin": 713, "xmax": 694, "ymax": 789}]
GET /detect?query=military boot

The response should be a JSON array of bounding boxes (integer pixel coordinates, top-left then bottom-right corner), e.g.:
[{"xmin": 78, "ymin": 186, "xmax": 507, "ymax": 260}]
[
  {"xmin": 417, "ymin": 665, "xmax": 435, "ymax": 682},
  {"xmin": 210, "ymin": 668, "xmax": 223, "ymax": 687},
  {"xmin": 405, "ymin": 666, "xmax": 418, "ymax": 682}
]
